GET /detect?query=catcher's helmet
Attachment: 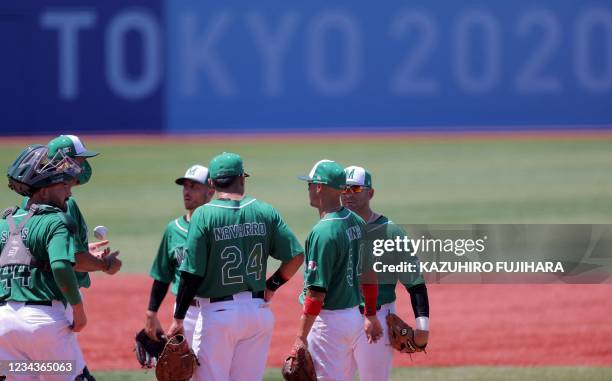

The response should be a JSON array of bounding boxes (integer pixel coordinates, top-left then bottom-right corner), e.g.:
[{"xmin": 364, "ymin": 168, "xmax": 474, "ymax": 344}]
[{"xmin": 7, "ymin": 144, "xmax": 81, "ymax": 197}]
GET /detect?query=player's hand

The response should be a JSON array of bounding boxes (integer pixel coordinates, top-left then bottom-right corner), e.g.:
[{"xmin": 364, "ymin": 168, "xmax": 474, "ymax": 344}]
[
  {"xmin": 70, "ymin": 302, "xmax": 87, "ymax": 332},
  {"xmin": 414, "ymin": 329, "xmax": 429, "ymax": 349},
  {"xmin": 167, "ymin": 319, "xmax": 185, "ymax": 338},
  {"xmin": 145, "ymin": 311, "xmax": 165, "ymax": 341},
  {"xmin": 89, "ymin": 240, "xmax": 110, "ymax": 259},
  {"xmin": 364, "ymin": 315, "xmax": 383, "ymax": 344},
  {"xmin": 291, "ymin": 336, "xmax": 308, "ymax": 355},
  {"xmin": 264, "ymin": 288, "xmax": 275, "ymax": 302},
  {"xmin": 103, "ymin": 251, "xmax": 122, "ymax": 275}
]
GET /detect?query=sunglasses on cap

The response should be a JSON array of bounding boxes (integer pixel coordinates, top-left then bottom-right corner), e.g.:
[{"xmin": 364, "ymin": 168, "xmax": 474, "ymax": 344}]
[{"xmin": 342, "ymin": 185, "xmax": 369, "ymax": 194}]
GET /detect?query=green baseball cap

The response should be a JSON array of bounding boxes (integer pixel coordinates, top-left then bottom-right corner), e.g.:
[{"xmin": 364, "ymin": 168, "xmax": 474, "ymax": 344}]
[
  {"xmin": 345, "ymin": 165, "xmax": 372, "ymax": 188},
  {"xmin": 209, "ymin": 152, "xmax": 249, "ymax": 180},
  {"xmin": 47, "ymin": 135, "xmax": 99, "ymax": 159},
  {"xmin": 298, "ymin": 159, "xmax": 346, "ymax": 190}
]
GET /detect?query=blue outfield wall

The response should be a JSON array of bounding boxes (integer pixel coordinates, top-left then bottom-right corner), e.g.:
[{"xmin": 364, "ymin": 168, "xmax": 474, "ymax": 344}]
[{"xmin": 0, "ymin": 0, "xmax": 611, "ymax": 135}]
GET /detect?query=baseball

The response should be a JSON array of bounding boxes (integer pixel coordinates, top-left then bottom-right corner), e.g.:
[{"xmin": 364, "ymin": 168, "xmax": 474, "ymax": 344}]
[{"xmin": 93, "ymin": 225, "xmax": 108, "ymax": 240}]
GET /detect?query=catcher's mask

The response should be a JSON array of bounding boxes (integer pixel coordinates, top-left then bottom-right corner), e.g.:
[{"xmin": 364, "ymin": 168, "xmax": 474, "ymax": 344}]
[{"xmin": 7, "ymin": 144, "xmax": 82, "ymax": 197}]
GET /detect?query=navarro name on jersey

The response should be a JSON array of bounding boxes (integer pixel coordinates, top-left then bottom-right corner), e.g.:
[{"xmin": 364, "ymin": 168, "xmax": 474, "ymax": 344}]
[{"xmin": 214, "ymin": 222, "xmax": 267, "ymax": 242}]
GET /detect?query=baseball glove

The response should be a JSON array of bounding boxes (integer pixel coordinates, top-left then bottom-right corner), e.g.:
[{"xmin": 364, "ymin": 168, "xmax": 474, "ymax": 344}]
[
  {"xmin": 281, "ymin": 339, "xmax": 316, "ymax": 381},
  {"xmin": 155, "ymin": 334, "xmax": 198, "ymax": 381},
  {"xmin": 135, "ymin": 329, "xmax": 167, "ymax": 368},
  {"xmin": 386, "ymin": 313, "xmax": 426, "ymax": 353}
]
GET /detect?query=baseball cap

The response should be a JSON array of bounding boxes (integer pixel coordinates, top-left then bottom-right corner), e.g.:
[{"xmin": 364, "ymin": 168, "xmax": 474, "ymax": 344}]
[
  {"xmin": 175, "ymin": 165, "xmax": 209, "ymax": 185},
  {"xmin": 209, "ymin": 152, "xmax": 249, "ymax": 180},
  {"xmin": 345, "ymin": 166, "xmax": 372, "ymax": 188},
  {"xmin": 48, "ymin": 135, "xmax": 99, "ymax": 158},
  {"xmin": 298, "ymin": 159, "xmax": 346, "ymax": 190}
]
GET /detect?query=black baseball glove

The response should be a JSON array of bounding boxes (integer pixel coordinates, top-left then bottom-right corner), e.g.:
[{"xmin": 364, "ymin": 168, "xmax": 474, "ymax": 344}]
[{"xmin": 135, "ymin": 329, "xmax": 168, "ymax": 368}]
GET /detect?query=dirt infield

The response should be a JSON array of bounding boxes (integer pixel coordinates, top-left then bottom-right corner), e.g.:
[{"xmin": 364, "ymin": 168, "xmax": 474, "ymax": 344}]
[{"xmin": 79, "ymin": 274, "xmax": 612, "ymax": 370}]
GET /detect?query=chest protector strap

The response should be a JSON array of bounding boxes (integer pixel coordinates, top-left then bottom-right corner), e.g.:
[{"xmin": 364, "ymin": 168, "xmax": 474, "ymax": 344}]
[{"xmin": 0, "ymin": 205, "xmax": 51, "ymax": 271}]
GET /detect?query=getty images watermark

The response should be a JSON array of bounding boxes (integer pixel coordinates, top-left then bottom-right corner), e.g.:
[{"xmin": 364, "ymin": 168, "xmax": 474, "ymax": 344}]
[{"xmin": 362, "ymin": 225, "xmax": 612, "ymax": 284}]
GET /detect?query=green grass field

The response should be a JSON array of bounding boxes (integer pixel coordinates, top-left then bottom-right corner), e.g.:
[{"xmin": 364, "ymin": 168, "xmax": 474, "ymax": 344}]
[
  {"xmin": 1, "ymin": 136, "xmax": 611, "ymax": 273},
  {"xmin": 91, "ymin": 367, "xmax": 612, "ymax": 381}
]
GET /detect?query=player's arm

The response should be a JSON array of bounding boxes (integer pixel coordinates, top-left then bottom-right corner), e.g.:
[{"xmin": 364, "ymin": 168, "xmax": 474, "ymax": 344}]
[
  {"xmin": 266, "ymin": 209, "xmax": 305, "ymax": 299},
  {"xmin": 48, "ymin": 230, "xmax": 86, "ymax": 332},
  {"xmin": 171, "ymin": 271, "xmax": 204, "ymax": 334},
  {"xmin": 265, "ymin": 253, "xmax": 304, "ymax": 300},
  {"xmin": 393, "ymin": 225, "xmax": 430, "ymax": 348},
  {"xmin": 67, "ymin": 198, "xmax": 121, "ymax": 274},
  {"xmin": 296, "ymin": 287, "xmax": 326, "ymax": 344},
  {"xmin": 51, "ymin": 260, "xmax": 86, "ymax": 332},
  {"xmin": 145, "ymin": 279, "xmax": 171, "ymax": 340},
  {"xmin": 145, "ymin": 229, "xmax": 176, "ymax": 339},
  {"xmin": 73, "ymin": 249, "xmax": 120, "ymax": 274},
  {"xmin": 360, "ymin": 264, "xmax": 383, "ymax": 343},
  {"xmin": 169, "ymin": 211, "xmax": 208, "ymax": 336},
  {"xmin": 294, "ymin": 232, "xmax": 331, "ymax": 345},
  {"xmin": 407, "ymin": 283, "xmax": 430, "ymax": 348}
]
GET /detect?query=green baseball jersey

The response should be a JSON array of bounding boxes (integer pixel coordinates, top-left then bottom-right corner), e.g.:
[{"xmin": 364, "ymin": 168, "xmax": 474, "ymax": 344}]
[
  {"xmin": 180, "ymin": 196, "xmax": 303, "ymax": 298},
  {"xmin": 365, "ymin": 215, "xmax": 424, "ymax": 307},
  {"xmin": 22, "ymin": 197, "xmax": 91, "ymax": 288},
  {"xmin": 150, "ymin": 216, "xmax": 189, "ymax": 295},
  {"xmin": 300, "ymin": 207, "xmax": 365, "ymax": 310},
  {"xmin": 0, "ymin": 206, "xmax": 77, "ymax": 302},
  {"xmin": 66, "ymin": 198, "xmax": 91, "ymax": 288}
]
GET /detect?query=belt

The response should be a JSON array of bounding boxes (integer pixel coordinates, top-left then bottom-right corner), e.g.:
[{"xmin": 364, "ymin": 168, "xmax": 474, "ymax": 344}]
[
  {"xmin": 210, "ymin": 290, "xmax": 264, "ymax": 303},
  {"xmin": 358, "ymin": 305, "xmax": 382, "ymax": 315},
  {"xmin": 0, "ymin": 300, "xmax": 53, "ymax": 307}
]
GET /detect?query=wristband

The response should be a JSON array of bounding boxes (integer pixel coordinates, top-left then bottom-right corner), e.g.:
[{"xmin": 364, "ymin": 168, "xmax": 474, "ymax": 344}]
[
  {"xmin": 265, "ymin": 269, "xmax": 288, "ymax": 292},
  {"xmin": 361, "ymin": 283, "xmax": 378, "ymax": 316},
  {"xmin": 303, "ymin": 296, "xmax": 323, "ymax": 316},
  {"xmin": 416, "ymin": 316, "xmax": 429, "ymax": 331}
]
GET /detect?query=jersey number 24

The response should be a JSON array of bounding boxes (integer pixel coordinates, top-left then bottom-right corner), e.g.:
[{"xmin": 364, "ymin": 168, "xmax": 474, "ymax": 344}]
[{"xmin": 220, "ymin": 244, "xmax": 264, "ymax": 285}]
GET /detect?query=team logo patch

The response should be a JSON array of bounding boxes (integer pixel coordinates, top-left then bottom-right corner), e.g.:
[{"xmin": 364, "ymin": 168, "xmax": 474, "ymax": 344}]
[{"xmin": 308, "ymin": 261, "xmax": 317, "ymax": 270}]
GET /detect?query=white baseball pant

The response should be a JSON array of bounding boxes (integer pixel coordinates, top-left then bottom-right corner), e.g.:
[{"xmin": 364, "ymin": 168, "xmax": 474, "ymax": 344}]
[
  {"xmin": 307, "ymin": 306, "xmax": 365, "ymax": 381},
  {"xmin": 349, "ymin": 302, "xmax": 396, "ymax": 381},
  {"xmin": 0, "ymin": 301, "xmax": 86, "ymax": 381},
  {"xmin": 191, "ymin": 292, "xmax": 274, "ymax": 381}
]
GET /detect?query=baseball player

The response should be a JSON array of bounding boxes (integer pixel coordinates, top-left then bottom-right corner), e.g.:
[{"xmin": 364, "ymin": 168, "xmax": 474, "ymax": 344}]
[
  {"xmin": 145, "ymin": 165, "xmax": 215, "ymax": 346},
  {"xmin": 294, "ymin": 159, "xmax": 383, "ymax": 381},
  {"xmin": 32, "ymin": 135, "xmax": 121, "ymax": 327},
  {"xmin": 46, "ymin": 135, "xmax": 122, "ymax": 279},
  {"xmin": 168, "ymin": 152, "xmax": 305, "ymax": 381},
  {"xmin": 0, "ymin": 144, "xmax": 94, "ymax": 380},
  {"xmin": 342, "ymin": 165, "xmax": 430, "ymax": 381}
]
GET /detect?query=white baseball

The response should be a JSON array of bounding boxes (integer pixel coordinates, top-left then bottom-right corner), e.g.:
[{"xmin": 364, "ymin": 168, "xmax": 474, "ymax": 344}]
[{"xmin": 93, "ymin": 225, "xmax": 108, "ymax": 240}]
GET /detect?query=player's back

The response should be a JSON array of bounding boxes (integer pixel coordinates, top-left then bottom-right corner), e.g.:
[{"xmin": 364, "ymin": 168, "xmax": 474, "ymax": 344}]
[
  {"xmin": 190, "ymin": 196, "xmax": 297, "ymax": 298},
  {"xmin": 302, "ymin": 207, "xmax": 365, "ymax": 310}
]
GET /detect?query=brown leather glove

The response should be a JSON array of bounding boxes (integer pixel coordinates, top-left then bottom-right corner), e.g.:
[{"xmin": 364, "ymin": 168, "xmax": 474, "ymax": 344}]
[
  {"xmin": 281, "ymin": 338, "xmax": 317, "ymax": 381},
  {"xmin": 155, "ymin": 334, "xmax": 198, "ymax": 381},
  {"xmin": 386, "ymin": 313, "xmax": 426, "ymax": 353}
]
